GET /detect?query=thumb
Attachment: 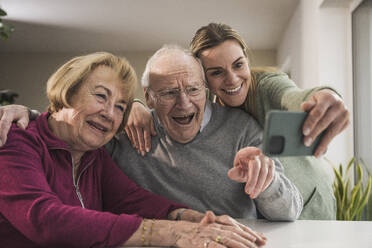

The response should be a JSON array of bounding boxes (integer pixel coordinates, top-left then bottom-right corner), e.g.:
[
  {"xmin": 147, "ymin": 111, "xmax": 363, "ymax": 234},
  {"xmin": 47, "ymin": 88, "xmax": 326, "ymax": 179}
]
[
  {"xmin": 200, "ymin": 211, "xmax": 216, "ymax": 225},
  {"xmin": 233, "ymin": 147, "xmax": 261, "ymax": 167},
  {"xmin": 227, "ymin": 167, "xmax": 246, "ymax": 182},
  {"xmin": 301, "ymin": 96, "xmax": 317, "ymax": 112},
  {"xmin": 16, "ymin": 117, "xmax": 29, "ymax": 130}
]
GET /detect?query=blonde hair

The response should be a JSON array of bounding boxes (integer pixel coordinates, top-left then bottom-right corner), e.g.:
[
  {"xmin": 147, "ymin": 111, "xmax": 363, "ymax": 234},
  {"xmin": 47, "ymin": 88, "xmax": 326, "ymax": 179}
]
[
  {"xmin": 190, "ymin": 23, "xmax": 249, "ymax": 59},
  {"xmin": 46, "ymin": 52, "xmax": 137, "ymax": 113}
]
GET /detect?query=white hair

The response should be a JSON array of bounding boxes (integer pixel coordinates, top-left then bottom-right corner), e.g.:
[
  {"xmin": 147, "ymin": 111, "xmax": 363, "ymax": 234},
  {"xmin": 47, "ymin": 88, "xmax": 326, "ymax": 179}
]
[{"xmin": 141, "ymin": 44, "xmax": 206, "ymax": 88}]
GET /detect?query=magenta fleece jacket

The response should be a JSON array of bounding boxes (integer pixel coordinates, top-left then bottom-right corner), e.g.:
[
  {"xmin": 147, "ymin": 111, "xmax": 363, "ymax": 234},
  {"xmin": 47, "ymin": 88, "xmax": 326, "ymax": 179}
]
[{"xmin": 0, "ymin": 112, "xmax": 186, "ymax": 248}]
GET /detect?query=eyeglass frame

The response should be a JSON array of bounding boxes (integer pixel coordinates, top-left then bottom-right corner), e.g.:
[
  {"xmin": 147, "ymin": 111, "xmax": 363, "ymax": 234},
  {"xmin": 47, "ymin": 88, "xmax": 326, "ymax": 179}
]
[{"xmin": 146, "ymin": 82, "xmax": 207, "ymax": 105}]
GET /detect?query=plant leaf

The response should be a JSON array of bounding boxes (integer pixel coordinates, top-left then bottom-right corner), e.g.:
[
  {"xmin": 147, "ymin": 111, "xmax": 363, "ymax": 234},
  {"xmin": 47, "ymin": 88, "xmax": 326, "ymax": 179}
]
[
  {"xmin": 355, "ymin": 176, "xmax": 372, "ymax": 217},
  {"xmin": 346, "ymin": 157, "xmax": 355, "ymax": 174},
  {"xmin": 0, "ymin": 8, "xmax": 7, "ymax": 16}
]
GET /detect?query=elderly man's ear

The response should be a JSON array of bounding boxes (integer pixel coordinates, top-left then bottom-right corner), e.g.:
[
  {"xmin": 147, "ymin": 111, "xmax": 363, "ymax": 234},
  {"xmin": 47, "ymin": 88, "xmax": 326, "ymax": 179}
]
[{"xmin": 144, "ymin": 89, "xmax": 155, "ymax": 109}]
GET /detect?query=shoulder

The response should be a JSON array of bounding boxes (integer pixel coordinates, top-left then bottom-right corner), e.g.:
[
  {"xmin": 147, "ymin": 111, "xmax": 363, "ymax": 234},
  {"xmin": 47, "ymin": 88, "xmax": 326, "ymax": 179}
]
[
  {"xmin": 253, "ymin": 71, "xmax": 291, "ymax": 85},
  {"xmin": 211, "ymin": 103, "xmax": 261, "ymax": 130},
  {"xmin": 1, "ymin": 120, "xmax": 45, "ymax": 163},
  {"xmin": 6, "ymin": 120, "xmax": 42, "ymax": 148}
]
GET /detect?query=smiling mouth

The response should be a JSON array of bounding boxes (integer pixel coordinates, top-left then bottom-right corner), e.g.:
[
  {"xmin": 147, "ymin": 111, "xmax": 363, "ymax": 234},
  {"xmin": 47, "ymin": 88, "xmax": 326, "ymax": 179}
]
[
  {"xmin": 172, "ymin": 113, "xmax": 195, "ymax": 125},
  {"xmin": 222, "ymin": 83, "xmax": 243, "ymax": 95},
  {"xmin": 87, "ymin": 120, "xmax": 109, "ymax": 133}
]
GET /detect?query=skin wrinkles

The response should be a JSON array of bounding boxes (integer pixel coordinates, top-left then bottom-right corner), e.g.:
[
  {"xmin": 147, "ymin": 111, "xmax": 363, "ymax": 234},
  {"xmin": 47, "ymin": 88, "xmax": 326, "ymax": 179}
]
[
  {"xmin": 48, "ymin": 65, "xmax": 127, "ymax": 162},
  {"xmin": 146, "ymin": 51, "xmax": 206, "ymax": 144}
]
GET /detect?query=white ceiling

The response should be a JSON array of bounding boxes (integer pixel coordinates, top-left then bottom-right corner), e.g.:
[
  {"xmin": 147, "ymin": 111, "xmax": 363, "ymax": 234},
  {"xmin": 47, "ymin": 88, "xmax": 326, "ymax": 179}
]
[{"xmin": 0, "ymin": 0, "xmax": 299, "ymax": 53}]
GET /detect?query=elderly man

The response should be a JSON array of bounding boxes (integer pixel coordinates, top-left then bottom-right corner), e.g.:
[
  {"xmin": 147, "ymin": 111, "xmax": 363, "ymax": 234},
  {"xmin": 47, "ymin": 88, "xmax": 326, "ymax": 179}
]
[
  {"xmin": 0, "ymin": 45, "xmax": 302, "ymax": 221},
  {"xmin": 106, "ymin": 45, "xmax": 302, "ymax": 220}
]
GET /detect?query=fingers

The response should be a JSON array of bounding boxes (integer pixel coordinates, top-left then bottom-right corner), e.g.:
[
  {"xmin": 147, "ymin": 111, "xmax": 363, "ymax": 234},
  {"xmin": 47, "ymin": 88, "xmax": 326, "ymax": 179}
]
[
  {"xmin": 301, "ymin": 89, "xmax": 349, "ymax": 155},
  {"xmin": 135, "ymin": 126, "xmax": 146, "ymax": 156},
  {"xmin": 301, "ymin": 97, "xmax": 316, "ymax": 112},
  {"xmin": 313, "ymin": 115, "xmax": 350, "ymax": 157},
  {"xmin": 261, "ymin": 160, "xmax": 275, "ymax": 193},
  {"xmin": 200, "ymin": 211, "xmax": 217, "ymax": 226},
  {"xmin": 0, "ymin": 115, "xmax": 12, "ymax": 147},
  {"xmin": 244, "ymin": 157, "xmax": 260, "ymax": 196},
  {"xmin": 227, "ymin": 166, "xmax": 247, "ymax": 183},
  {"xmin": 0, "ymin": 105, "xmax": 29, "ymax": 147},
  {"xmin": 16, "ymin": 116, "xmax": 29, "ymax": 129},
  {"xmin": 219, "ymin": 233, "xmax": 259, "ymax": 248},
  {"xmin": 245, "ymin": 156, "xmax": 275, "ymax": 199},
  {"xmin": 233, "ymin": 147, "xmax": 262, "ymax": 168},
  {"xmin": 215, "ymin": 215, "xmax": 266, "ymax": 244},
  {"xmin": 125, "ymin": 126, "xmax": 137, "ymax": 149},
  {"xmin": 303, "ymin": 100, "xmax": 347, "ymax": 146},
  {"xmin": 250, "ymin": 157, "xmax": 270, "ymax": 199},
  {"xmin": 143, "ymin": 128, "xmax": 152, "ymax": 153},
  {"xmin": 124, "ymin": 102, "xmax": 155, "ymax": 155},
  {"xmin": 301, "ymin": 97, "xmax": 328, "ymax": 138}
]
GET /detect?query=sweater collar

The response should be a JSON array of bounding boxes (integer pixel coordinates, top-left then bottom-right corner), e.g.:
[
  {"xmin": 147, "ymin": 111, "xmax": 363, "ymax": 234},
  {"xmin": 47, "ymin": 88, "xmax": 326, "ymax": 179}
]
[{"xmin": 36, "ymin": 112, "xmax": 71, "ymax": 150}]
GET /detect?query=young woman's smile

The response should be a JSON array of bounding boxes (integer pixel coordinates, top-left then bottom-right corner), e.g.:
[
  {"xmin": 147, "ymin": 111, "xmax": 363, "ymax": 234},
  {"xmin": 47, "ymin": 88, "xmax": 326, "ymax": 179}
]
[{"xmin": 200, "ymin": 40, "xmax": 251, "ymax": 107}]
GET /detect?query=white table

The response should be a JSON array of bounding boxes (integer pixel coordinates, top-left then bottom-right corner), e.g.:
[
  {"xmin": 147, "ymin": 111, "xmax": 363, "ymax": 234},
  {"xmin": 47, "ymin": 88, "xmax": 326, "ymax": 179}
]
[
  {"xmin": 128, "ymin": 219, "xmax": 372, "ymax": 248},
  {"xmin": 243, "ymin": 219, "xmax": 372, "ymax": 248}
]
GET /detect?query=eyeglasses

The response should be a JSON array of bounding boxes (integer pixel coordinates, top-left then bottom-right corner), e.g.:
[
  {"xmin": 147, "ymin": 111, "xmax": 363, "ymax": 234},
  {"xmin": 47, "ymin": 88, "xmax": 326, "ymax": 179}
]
[{"xmin": 149, "ymin": 84, "xmax": 206, "ymax": 105}]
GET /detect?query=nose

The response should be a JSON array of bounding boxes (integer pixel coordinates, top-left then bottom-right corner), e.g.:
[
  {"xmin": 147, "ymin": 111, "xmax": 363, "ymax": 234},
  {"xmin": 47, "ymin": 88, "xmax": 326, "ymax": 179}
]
[
  {"xmin": 225, "ymin": 70, "xmax": 239, "ymax": 85},
  {"xmin": 101, "ymin": 102, "xmax": 115, "ymax": 122},
  {"xmin": 175, "ymin": 91, "xmax": 193, "ymax": 108}
]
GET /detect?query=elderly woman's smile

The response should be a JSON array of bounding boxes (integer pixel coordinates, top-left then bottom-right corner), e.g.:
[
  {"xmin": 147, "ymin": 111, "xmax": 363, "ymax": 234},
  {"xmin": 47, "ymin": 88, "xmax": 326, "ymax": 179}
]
[{"xmin": 49, "ymin": 65, "xmax": 127, "ymax": 152}]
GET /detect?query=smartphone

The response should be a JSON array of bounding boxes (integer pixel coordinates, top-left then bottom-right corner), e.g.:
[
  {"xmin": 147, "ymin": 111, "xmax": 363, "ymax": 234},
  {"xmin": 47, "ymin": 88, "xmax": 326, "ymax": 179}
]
[{"xmin": 262, "ymin": 110, "xmax": 324, "ymax": 157}]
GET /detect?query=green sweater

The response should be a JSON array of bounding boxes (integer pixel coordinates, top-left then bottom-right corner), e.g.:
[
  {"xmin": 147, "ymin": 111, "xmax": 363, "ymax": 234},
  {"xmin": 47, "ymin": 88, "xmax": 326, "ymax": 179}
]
[{"xmin": 240, "ymin": 72, "xmax": 336, "ymax": 220}]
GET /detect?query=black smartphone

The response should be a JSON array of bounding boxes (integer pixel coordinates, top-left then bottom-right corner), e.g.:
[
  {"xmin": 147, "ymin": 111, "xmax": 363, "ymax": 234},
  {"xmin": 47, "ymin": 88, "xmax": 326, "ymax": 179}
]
[{"xmin": 262, "ymin": 110, "xmax": 324, "ymax": 157}]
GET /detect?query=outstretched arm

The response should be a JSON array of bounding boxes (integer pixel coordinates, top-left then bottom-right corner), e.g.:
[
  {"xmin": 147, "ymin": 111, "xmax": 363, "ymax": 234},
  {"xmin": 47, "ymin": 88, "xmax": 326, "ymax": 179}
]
[{"xmin": 255, "ymin": 72, "xmax": 349, "ymax": 157}]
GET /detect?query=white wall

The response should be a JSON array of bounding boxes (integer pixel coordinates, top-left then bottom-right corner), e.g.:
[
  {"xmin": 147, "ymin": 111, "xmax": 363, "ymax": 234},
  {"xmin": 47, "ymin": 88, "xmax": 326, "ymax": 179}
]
[
  {"xmin": 277, "ymin": 0, "xmax": 354, "ymax": 167},
  {"xmin": 0, "ymin": 50, "xmax": 276, "ymax": 111}
]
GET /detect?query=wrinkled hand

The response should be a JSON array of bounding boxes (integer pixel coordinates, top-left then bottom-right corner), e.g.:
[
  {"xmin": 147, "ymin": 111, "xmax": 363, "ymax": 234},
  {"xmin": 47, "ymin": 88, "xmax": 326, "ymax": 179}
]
[
  {"xmin": 124, "ymin": 101, "xmax": 156, "ymax": 156},
  {"xmin": 228, "ymin": 147, "xmax": 275, "ymax": 199},
  {"xmin": 0, "ymin": 104, "xmax": 30, "ymax": 147},
  {"xmin": 301, "ymin": 89, "xmax": 350, "ymax": 157},
  {"xmin": 214, "ymin": 214, "xmax": 267, "ymax": 247},
  {"xmin": 176, "ymin": 211, "xmax": 266, "ymax": 248}
]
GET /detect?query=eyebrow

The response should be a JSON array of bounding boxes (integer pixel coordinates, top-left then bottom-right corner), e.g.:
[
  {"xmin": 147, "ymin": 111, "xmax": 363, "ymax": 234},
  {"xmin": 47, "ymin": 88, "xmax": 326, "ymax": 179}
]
[
  {"xmin": 95, "ymin": 85, "xmax": 127, "ymax": 104},
  {"xmin": 205, "ymin": 56, "xmax": 244, "ymax": 72}
]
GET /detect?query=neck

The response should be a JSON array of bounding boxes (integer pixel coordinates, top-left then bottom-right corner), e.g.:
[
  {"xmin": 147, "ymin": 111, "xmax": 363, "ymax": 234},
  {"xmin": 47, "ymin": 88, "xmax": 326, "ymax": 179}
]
[{"xmin": 48, "ymin": 112, "xmax": 85, "ymax": 170}]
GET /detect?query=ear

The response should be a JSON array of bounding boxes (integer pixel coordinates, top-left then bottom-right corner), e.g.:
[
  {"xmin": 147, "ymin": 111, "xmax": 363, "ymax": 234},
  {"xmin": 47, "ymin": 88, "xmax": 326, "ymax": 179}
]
[{"xmin": 145, "ymin": 89, "xmax": 155, "ymax": 109}]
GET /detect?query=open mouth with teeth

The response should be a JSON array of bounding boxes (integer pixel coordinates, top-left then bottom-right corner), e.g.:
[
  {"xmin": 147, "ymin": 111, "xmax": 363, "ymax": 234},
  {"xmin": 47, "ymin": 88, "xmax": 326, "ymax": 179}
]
[
  {"xmin": 172, "ymin": 113, "xmax": 195, "ymax": 125},
  {"xmin": 222, "ymin": 83, "xmax": 243, "ymax": 95},
  {"xmin": 87, "ymin": 120, "xmax": 109, "ymax": 133}
]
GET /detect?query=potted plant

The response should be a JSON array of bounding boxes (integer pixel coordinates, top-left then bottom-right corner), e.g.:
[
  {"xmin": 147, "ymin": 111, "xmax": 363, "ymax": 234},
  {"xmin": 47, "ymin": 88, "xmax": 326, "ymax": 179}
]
[
  {"xmin": 0, "ymin": 6, "xmax": 14, "ymax": 40},
  {"xmin": 0, "ymin": 89, "xmax": 18, "ymax": 105},
  {"xmin": 330, "ymin": 157, "xmax": 372, "ymax": 220}
]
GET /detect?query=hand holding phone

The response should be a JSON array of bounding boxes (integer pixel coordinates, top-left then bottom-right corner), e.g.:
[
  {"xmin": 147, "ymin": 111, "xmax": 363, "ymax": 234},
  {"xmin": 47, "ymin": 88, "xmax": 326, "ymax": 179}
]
[{"xmin": 262, "ymin": 111, "xmax": 324, "ymax": 157}]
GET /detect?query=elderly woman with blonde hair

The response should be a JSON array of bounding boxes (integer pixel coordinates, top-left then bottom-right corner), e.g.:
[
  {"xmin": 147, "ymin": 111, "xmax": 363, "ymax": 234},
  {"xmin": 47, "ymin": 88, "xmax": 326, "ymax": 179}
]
[{"xmin": 0, "ymin": 52, "xmax": 265, "ymax": 248}]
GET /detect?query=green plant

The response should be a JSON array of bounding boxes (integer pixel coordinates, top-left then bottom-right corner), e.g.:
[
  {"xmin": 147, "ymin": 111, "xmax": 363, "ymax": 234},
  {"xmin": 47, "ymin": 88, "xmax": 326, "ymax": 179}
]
[
  {"xmin": 330, "ymin": 157, "xmax": 372, "ymax": 220},
  {"xmin": 0, "ymin": 89, "xmax": 18, "ymax": 105},
  {"xmin": 0, "ymin": 7, "xmax": 15, "ymax": 40}
]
